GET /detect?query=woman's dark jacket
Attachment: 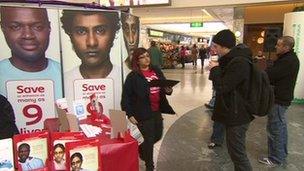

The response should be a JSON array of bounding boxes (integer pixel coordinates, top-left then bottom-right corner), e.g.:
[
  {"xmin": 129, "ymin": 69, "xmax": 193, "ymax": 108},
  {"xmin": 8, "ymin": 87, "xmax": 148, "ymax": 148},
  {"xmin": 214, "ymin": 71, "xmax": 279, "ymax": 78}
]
[
  {"xmin": 121, "ymin": 66, "xmax": 175, "ymax": 122},
  {"xmin": 210, "ymin": 45, "xmax": 254, "ymax": 126}
]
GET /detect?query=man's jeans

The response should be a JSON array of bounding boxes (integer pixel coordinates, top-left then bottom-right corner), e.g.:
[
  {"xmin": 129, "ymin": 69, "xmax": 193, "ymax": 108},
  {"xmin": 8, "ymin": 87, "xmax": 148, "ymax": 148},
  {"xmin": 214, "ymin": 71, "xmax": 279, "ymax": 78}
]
[
  {"xmin": 226, "ymin": 123, "xmax": 252, "ymax": 171},
  {"xmin": 211, "ymin": 121, "xmax": 225, "ymax": 145},
  {"xmin": 267, "ymin": 104, "xmax": 288, "ymax": 164}
]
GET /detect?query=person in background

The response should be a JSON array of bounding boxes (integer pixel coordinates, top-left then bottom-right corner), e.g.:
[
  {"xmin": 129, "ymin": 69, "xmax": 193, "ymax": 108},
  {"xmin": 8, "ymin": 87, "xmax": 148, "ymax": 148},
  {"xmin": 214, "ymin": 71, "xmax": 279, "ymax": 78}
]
[
  {"xmin": 191, "ymin": 44, "xmax": 198, "ymax": 68},
  {"xmin": 121, "ymin": 47, "xmax": 175, "ymax": 171},
  {"xmin": 53, "ymin": 143, "xmax": 66, "ymax": 170},
  {"xmin": 199, "ymin": 45, "xmax": 208, "ymax": 73},
  {"xmin": 208, "ymin": 29, "xmax": 254, "ymax": 170},
  {"xmin": 254, "ymin": 50, "xmax": 267, "ymax": 70},
  {"xmin": 254, "ymin": 50, "xmax": 266, "ymax": 60},
  {"xmin": 18, "ymin": 143, "xmax": 44, "ymax": 171},
  {"xmin": 258, "ymin": 36, "xmax": 299, "ymax": 167},
  {"xmin": 148, "ymin": 41, "xmax": 163, "ymax": 69},
  {"xmin": 180, "ymin": 46, "xmax": 187, "ymax": 69}
]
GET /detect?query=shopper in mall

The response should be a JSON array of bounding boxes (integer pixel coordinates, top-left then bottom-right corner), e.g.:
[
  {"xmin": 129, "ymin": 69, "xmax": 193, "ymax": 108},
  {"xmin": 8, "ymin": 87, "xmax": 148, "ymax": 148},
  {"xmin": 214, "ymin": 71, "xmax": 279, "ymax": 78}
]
[
  {"xmin": 258, "ymin": 36, "xmax": 299, "ymax": 167},
  {"xmin": 199, "ymin": 44, "xmax": 208, "ymax": 72},
  {"xmin": 121, "ymin": 47, "xmax": 175, "ymax": 171},
  {"xmin": 208, "ymin": 29, "xmax": 254, "ymax": 171},
  {"xmin": 191, "ymin": 44, "xmax": 199, "ymax": 68},
  {"xmin": 180, "ymin": 45, "xmax": 187, "ymax": 68},
  {"xmin": 148, "ymin": 41, "xmax": 163, "ymax": 69}
]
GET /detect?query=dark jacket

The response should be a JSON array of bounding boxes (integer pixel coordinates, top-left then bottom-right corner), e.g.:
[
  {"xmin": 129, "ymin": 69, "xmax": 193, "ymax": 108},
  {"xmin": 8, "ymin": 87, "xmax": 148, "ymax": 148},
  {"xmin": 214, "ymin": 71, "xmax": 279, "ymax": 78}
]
[
  {"xmin": 121, "ymin": 66, "xmax": 175, "ymax": 122},
  {"xmin": 210, "ymin": 45, "xmax": 254, "ymax": 126},
  {"xmin": 0, "ymin": 94, "xmax": 19, "ymax": 139},
  {"xmin": 266, "ymin": 50, "xmax": 299, "ymax": 106}
]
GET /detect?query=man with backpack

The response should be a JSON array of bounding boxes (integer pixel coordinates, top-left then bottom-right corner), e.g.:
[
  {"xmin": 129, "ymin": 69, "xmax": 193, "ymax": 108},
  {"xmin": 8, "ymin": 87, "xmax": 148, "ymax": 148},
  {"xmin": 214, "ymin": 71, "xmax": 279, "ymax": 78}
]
[
  {"xmin": 258, "ymin": 36, "xmax": 299, "ymax": 167},
  {"xmin": 208, "ymin": 29, "xmax": 254, "ymax": 171}
]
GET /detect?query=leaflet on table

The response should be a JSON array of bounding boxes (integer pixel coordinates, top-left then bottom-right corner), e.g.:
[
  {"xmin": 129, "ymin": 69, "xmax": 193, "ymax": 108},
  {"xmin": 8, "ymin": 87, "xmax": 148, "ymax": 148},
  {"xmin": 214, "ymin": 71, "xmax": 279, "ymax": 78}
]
[
  {"xmin": 13, "ymin": 131, "xmax": 49, "ymax": 171},
  {"xmin": 49, "ymin": 132, "xmax": 86, "ymax": 171},
  {"xmin": 0, "ymin": 138, "xmax": 14, "ymax": 171},
  {"xmin": 79, "ymin": 124, "xmax": 102, "ymax": 138},
  {"xmin": 128, "ymin": 122, "xmax": 144, "ymax": 145},
  {"xmin": 72, "ymin": 99, "xmax": 87, "ymax": 120},
  {"xmin": 66, "ymin": 138, "xmax": 101, "ymax": 171},
  {"xmin": 55, "ymin": 98, "xmax": 68, "ymax": 112}
]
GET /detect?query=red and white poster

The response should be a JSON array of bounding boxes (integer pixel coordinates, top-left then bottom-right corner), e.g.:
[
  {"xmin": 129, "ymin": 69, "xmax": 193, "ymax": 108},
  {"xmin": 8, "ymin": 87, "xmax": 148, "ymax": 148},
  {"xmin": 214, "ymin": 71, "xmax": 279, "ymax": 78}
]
[
  {"xmin": 73, "ymin": 79, "xmax": 114, "ymax": 117},
  {"xmin": 6, "ymin": 80, "xmax": 55, "ymax": 134},
  {"xmin": 60, "ymin": 9, "xmax": 123, "ymax": 111},
  {"xmin": 66, "ymin": 138, "xmax": 101, "ymax": 171}
]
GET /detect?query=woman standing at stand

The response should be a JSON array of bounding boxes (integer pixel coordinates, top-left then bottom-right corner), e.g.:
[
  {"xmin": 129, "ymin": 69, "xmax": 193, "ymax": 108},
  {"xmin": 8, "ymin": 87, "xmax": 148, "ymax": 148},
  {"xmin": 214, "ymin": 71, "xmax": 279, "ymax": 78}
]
[{"xmin": 121, "ymin": 48, "xmax": 175, "ymax": 171}]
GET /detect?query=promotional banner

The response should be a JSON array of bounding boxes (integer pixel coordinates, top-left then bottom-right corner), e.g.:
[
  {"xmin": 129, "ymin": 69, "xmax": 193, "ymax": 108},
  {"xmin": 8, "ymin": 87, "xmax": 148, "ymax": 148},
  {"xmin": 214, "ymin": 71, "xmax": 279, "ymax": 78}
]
[
  {"xmin": 73, "ymin": 79, "xmax": 114, "ymax": 117},
  {"xmin": 6, "ymin": 80, "xmax": 56, "ymax": 133},
  {"xmin": 284, "ymin": 11, "xmax": 304, "ymax": 103},
  {"xmin": 0, "ymin": 6, "xmax": 62, "ymax": 132},
  {"xmin": 121, "ymin": 12, "xmax": 140, "ymax": 80},
  {"xmin": 0, "ymin": 4, "xmax": 134, "ymax": 132},
  {"xmin": 0, "ymin": 6, "xmax": 62, "ymax": 99},
  {"xmin": 60, "ymin": 9, "xmax": 122, "ymax": 110}
]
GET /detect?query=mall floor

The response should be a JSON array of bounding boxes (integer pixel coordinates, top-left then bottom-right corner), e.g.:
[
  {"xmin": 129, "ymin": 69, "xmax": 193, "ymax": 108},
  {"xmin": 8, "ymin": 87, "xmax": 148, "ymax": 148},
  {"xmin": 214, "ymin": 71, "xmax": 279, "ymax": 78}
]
[{"xmin": 139, "ymin": 60, "xmax": 304, "ymax": 171}]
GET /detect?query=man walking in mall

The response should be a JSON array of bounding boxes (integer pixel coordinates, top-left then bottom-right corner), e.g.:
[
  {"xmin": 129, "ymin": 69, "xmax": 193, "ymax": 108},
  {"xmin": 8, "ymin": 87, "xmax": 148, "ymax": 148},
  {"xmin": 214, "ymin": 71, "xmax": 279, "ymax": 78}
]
[
  {"xmin": 258, "ymin": 36, "xmax": 299, "ymax": 167},
  {"xmin": 208, "ymin": 29, "xmax": 254, "ymax": 171}
]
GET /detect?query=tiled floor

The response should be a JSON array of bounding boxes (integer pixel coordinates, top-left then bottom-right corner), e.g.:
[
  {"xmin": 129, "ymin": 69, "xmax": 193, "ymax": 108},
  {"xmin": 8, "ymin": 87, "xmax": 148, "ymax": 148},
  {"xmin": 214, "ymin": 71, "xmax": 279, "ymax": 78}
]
[{"xmin": 139, "ymin": 61, "xmax": 304, "ymax": 171}]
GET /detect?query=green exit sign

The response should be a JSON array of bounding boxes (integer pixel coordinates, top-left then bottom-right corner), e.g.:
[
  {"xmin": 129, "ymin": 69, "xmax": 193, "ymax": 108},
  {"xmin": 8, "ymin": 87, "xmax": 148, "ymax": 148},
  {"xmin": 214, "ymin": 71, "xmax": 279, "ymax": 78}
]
[{"xmin": 190, "ymin": 22, "xmax": 203, "ymax": 28}]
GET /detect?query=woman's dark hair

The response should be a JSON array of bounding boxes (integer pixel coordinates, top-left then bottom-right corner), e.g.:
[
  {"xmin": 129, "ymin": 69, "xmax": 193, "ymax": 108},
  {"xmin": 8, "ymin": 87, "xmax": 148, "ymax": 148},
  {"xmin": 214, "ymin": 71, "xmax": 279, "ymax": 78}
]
[
  {"xmin": 71, "ymin": 152, "xmax": 83, "ymax": 162},
  {"xmin": 60, "ymin": 10, "xmax": 121, "ymax": 35},
  {"xmin": 131, "ymin": 47, "xmax": 151, "ymax": 72},
  {"xmin": 54, "ymin": 143, "xmax": 65, "ymax": 151}
]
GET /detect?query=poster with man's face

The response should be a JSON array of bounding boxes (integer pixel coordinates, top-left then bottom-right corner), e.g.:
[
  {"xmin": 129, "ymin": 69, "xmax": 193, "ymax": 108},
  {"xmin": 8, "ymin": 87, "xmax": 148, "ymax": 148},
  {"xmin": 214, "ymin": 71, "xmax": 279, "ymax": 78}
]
[
  {"xmin": 0, "ymin": 6, "xmax": 62, "ymax": 133},
  {"xmin": 120, "ymin": 13, "xmax": 140, "ymax": 82},
  {"xmin": 60, "ymin": 9, "xmax": 123, "ymax": 116}
]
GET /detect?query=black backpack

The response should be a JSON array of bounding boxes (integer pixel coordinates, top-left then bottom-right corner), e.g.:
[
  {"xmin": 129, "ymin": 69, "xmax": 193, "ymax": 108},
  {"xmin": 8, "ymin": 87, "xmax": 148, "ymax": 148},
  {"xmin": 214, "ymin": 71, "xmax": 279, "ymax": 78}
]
[{"xmin": 244, "ymin": 58, "xmax": 275, "ymax": 116}]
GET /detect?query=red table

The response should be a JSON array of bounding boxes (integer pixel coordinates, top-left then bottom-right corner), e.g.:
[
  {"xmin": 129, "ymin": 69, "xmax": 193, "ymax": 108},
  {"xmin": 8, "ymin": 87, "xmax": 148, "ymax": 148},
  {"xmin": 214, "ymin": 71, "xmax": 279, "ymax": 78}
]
[{"xmin": 44, "ymin": 118, "xmax": 139, "ymax": 171}]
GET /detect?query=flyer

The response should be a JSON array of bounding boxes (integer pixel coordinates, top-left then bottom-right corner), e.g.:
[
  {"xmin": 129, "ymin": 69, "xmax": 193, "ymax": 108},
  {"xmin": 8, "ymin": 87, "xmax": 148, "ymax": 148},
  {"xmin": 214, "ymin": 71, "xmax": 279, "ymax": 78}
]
[
  {"xmin": 13, "ymin": 131, "xmax": 49, "ymax": 171},
  {"xmin": 66, "ymin": 138, "xmax": 101, "ymax": 171},
  {"xmin": 49, "ymin": 132, "xmax": 86, "ymax": 171},
  {"xmin": 0, "ymin": 138, "xmax": 14, "ymax": 171}
]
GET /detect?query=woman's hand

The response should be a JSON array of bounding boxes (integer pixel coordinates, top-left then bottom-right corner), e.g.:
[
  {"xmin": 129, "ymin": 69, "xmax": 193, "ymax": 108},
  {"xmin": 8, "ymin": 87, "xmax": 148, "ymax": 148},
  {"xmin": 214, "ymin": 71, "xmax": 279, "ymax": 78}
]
[
  {"xmin": 129, "ymin": 116, "xmax": 138, "ymax": 125},
  {"xmin": 164, "ymin": 86, "xmax": 173, "ymax": 95}
]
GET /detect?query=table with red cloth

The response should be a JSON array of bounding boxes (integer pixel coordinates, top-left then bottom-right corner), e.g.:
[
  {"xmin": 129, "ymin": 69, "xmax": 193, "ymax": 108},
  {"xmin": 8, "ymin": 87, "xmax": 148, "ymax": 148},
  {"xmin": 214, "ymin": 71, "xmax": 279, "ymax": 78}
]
[{"xmin": 44, "ymin": 117, "xmax": 139, "ymax": 171}]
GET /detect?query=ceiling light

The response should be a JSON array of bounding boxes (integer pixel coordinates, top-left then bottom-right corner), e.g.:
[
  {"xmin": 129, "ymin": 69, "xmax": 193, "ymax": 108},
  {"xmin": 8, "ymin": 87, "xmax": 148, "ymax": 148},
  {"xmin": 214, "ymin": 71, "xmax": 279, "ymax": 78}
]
[{"xmin": 201, "ymin": 9, "xmax": 212, "ymax": 17}]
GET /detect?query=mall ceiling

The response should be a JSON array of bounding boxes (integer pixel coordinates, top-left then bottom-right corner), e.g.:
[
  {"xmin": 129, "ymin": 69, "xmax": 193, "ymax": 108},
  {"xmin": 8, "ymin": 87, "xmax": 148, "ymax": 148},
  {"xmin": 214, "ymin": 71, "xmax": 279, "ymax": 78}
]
[{"xmin": 132, "ymin": 1, "xmax": 304, "ymax": 37}]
